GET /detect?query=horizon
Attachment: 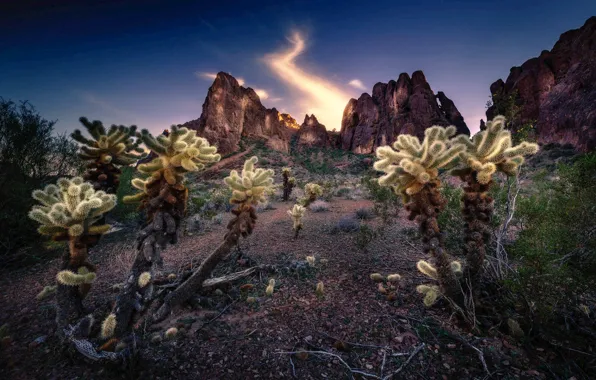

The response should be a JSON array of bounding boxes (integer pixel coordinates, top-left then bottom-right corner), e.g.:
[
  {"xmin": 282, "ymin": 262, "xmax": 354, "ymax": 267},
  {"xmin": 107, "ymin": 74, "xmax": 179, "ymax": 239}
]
[{"xmin": 1, "ymin": 0, "xmax": 595, "ymax": 137}]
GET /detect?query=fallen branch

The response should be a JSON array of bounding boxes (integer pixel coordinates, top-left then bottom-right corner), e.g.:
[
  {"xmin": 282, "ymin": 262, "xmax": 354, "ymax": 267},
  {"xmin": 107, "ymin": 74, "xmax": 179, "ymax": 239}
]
[{"xmin": 276, "ymin": 343, "xmax": 425, "ymax": 380}]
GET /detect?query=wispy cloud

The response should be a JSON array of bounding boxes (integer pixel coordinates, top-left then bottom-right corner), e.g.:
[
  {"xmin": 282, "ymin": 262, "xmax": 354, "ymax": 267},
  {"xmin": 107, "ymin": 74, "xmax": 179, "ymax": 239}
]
[
  {"xmin": 348, "ymin": 79, "xmax": 367, "ymax": 91},
  {"xmin": 269, "ymin": 97, "xmax": 283, "ymax": 102},
  {"xmin": 254, "ymin": 89, "xmax": 269, "ymax": 100},
  {"xmin": 195, "ymin": 71, "xmax": 218, "ymax": 81},
  {"xmin": 237, "ymin": 77, "xmax": 245, "ymax": 86},
  {"xmin": 263, "ymin": 31, "xmax": 351, "ymax": 130}
]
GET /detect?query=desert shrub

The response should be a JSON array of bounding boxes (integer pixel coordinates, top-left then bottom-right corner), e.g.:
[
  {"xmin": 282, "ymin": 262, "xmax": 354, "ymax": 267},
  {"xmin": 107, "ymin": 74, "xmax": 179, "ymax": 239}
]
[
  {"xmin": 355, "ymin": 223, "xmax": 379, "ymax": 250},
  {"xmin": 508, "ymin": 153, "xmax": 596, "ymax": 322},
  {"xmin": 361, "ymin": 172, "xmax": 400, "ymax": 223},
  {"xmin": 335, "ymin": 216, "xmax": 360, "ymax": 233},
  {"xmin": 355, "ymin": 207, "xmax": 374, "ymax": 220},
  {"xmin": 335, "ymin": 187, "xmax": 351, "ymax": 198},
  {"xmin": 309, "ymin": 200, "xmax": 330, "ymax": 212},
  {"xmin": 0, "ymin": 98, "xmax": 82, "ymax": 262}
]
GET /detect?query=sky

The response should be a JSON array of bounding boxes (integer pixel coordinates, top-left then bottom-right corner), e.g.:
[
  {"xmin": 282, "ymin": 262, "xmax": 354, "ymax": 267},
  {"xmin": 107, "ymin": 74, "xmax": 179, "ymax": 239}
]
[{"xmin": 1, "ymin": 0, "xmax": 595, "ymax": 137}]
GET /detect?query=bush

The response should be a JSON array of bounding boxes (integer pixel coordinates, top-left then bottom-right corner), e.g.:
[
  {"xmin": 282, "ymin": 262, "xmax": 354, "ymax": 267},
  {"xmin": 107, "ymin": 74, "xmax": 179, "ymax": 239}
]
[
  {"xmin": 334, "ymin": 216, "xmax": 360, "ymax": 233},
  {"xmin": 0, "ymin": 98, "xmax": 81, "ymax": 262},
  {"xmin": 507, "ymin": 153, "xmax": 596, "ymax": 323},
  {"xmin": 355, "ymin": 207, "xmax": 374, "ymax": 220},
  {"xmin": 361, "ymin": 172, "xmax": 400, "ymax": 223},
  {"xmin": 111, "ymin": 166, "xmax": 140, "ymax": 222},
  {"xmin": 355, "ymin": 223, "xmax": 378, "ymax": 250},
  {"xmin": 309, "ymin": 200, "xmax": 330, "ymax": 212},
  {"xmin": 436, "ymin": 181, "xmax": 464, "ymax": 252}
]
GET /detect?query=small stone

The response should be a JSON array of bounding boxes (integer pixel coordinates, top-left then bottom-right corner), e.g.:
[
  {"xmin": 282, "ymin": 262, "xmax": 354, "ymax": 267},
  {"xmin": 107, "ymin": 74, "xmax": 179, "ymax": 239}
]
[
  {"xmin": 443, "ymin": 363, "xmax": 450, "ymax": 369},
  {"xmin": 447, "ymin": 343, "xmax": 456, "ymax": 349},
  {"xmin": 365, "ymin": 364, "xmax": 373, "ymax": 370}
]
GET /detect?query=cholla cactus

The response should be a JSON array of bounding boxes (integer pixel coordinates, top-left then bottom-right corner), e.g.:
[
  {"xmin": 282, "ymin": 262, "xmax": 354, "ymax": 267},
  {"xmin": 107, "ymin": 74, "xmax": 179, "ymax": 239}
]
[
  {"xmin": 288, "ymin": 204, "xmax": 306, "ymax": 238},
  {"xmin": 374, "ymin": 126, "xmax": 464, "ymax": 300},
  {"xmin": 451, "ymin": 115, "xmax": 539, "ymax": 279},
  {"xmin": 265, "ymin": 279, "xmax": 275, "ymax": 296},
  {"xmin": 374, "ymin": 126, "xmax": 465, "ymax": 203},
  {"xmin": 415, "ymin": 260, "xmax": 462, "ymax": 306},
  {"xmin": 224, "ymin": 156, "xmax": 274, "ymax": 208},
  {"xmin": 29, "ymin": 177, "xmax": 116, "ymax": 241},
  {"xmin": 300, "ymin": 183, "xmax": 323, "ymax": 207},
  {"xmin": 282, "ymin": 167, "xmax": 296, "ymax": 201},
  {"xmin": 109, "ymin": 127, "xmax": 221, "ymax": 339},
  {"xmin": 28, "ymin": 177, "xmax": 116, "ymax": 331},
  {"xmin": 72, "ymin": 117, "xmax": 146, "ymax": 193}
]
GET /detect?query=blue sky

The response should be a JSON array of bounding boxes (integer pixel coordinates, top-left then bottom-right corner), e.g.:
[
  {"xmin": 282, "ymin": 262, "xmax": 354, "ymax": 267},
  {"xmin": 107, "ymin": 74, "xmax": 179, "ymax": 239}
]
[{"xmin": 1, "ymin": 0, "xmax": 595, "ymax": 136}]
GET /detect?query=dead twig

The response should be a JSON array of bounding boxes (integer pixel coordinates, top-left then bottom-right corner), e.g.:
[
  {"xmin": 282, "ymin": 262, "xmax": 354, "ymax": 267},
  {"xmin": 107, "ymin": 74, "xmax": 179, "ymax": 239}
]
[
  {"xmin": 195, "ymin": 300, "xmax": 237, "ymax": 334},
  {"xmin": 276, "ymin": 343, "xmax": 425, "ymax": 380}
]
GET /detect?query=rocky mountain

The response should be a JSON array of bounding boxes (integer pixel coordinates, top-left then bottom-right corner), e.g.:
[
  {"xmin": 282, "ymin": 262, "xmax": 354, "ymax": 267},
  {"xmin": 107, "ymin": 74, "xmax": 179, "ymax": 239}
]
[
  {"xmin": 339, "ymin": 71, "xmax": 470, "ymax": 154},
  {"xmin": 486, "ymin": 16, "xmax": 596, "ymax": 151},
  {"xmin": 183, "ymin": 72, "xmax": 297, "ymax": 154},
  {"xmin": 296, "ymin": 114, "xmax": 331, "ymax": 148}
]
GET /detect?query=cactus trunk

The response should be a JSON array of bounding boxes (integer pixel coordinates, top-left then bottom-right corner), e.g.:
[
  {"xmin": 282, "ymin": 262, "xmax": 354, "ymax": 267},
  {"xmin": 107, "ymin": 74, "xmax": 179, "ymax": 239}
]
[
  {"xmin": 459, "ymin": 169, "xmax": 494, "ymax": 281},
  {"xmin": 282, "ymin": 171, "xmax": 294, "ymax": 201},
  {"xmin": 110, "ymin": 175, "xmax": 185, "ymax": 338},
  {"xmin": 406, "ymin": 180, "xmax": 459, "ymax": 299},
  {"xmin": 55, "ymin": 236, "xmax": 98, "ymax": 334}
]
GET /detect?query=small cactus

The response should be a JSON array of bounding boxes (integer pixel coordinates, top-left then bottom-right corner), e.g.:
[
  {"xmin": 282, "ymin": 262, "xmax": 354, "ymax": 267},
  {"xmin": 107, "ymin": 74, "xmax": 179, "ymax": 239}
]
[
  {"xmin": 300, "ymin": 183, "xmax": 323, "ymax": 207},
  {"xmin": 306, "ymin": 256, "xmax": 315, "ymax": 267},
  {"xmin": 387, "ymin": 274, "xmax": 401, "ymax": 283},
  {"xmin": 315, "ymin": 281, "xmax": 324, "ymax": 297},
  {"xmin": 288, "ymin": 204, "xmax": 306, "ymax": 238},
  {"xmin": 265, "ymin": 279, "xmax": 275, "ymax": 296},
  {"xmin": 370, "ymin": 273, "xmax": 384, "ymax": 282},
  {"xmin": 56, "ymin": 269, "xmax": 97, "ymax": 286},
  {"xmin": 416, "ymin": 284, "xmax": 440, "ymax": 307},
  {"xmin": 282, "ymin": 167, "xmax": 296, "ymax": 201}
]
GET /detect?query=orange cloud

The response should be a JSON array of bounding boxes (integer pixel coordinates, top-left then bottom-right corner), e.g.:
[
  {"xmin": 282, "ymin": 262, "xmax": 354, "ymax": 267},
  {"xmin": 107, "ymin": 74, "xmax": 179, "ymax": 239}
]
[
  {"xmin": 254, "ymin": 89, "xmax": 269, "ymax": 99},
  {"xmin": 263, "ymin": 32, "xmax": 351, "ymax": 130},
  {"xmin": 348, "ymin": 79, "xmax": 367, "ymax": 91}
]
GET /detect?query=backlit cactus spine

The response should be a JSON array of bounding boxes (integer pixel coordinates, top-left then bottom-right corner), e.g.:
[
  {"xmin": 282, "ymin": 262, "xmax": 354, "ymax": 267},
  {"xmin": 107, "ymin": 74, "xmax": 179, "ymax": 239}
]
[
  {"xmin": 72, "ymin": 117, "xmax": 146, "ymax": 194},
  {"xmin": 282, "ymin": 167, "xmax": 296, "ymax": 201},
  {"xmin": 452, "ymin": 115, "xmax": 538, "ymax": 279},
  {"xmin": 374, "ymin": 126, "xmax": 465, "ymax": 300},
  {"xmin": 28, "ymin": 177, "xmax": 116, "ymax": 330},
  {"xmin": 109, "ymin": 126, "xmax": 221, "ymax": 339}
]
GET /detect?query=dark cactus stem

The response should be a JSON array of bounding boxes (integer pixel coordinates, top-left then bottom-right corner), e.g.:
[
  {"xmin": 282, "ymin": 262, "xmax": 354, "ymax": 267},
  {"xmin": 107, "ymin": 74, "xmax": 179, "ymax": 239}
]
[
  {"xmin": 282, "ymin": 171, "xmax": 294, "ymax": 201},
  {"xmin": 460, "ymin": 170, "xmax": 494, "ymax": 281},
  {"xmin": 55, "ymin": 234, "xmax": 100, "ymax": 335},
  {"xmin": 406, "ymin": 180, "xmax": 459, "ymax": 300},
  {"xmin": 111, "ymin": 173, "xmax": 185, "ymax": 338}
]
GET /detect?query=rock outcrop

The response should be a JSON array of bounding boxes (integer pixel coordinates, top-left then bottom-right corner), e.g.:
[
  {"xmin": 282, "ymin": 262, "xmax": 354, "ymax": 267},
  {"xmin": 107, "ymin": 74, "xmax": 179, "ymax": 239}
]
[
  {"xmin": 340, "ymin": 71, "xmax": 470, "ymax": 154},
  {"xmin": 487, "ymin": 16, "xmax": 596, "ymax": 151},
  {"xmin": 296, "ymin": 114, "xmax": 330, "ymax": 148},
  {"xmin": 183, "ymin": 72, "xmax": 296, "ymax": 154}
]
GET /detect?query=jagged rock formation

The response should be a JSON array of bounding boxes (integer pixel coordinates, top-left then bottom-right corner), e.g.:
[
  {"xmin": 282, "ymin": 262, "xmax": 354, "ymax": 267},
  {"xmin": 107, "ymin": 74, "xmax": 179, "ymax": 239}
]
[
  {"xmin": 183, "ymin": 72, "xmax": 297, "ymax": 154},
  {"xmin": 340, "ymin": 71, "xmax": 470, "ymax": 154},
  {"xmin": 296, "ymin": 114, "xmax": 330, "ymax": 148},
  {"xmin": 487, "ymin": 16, "xmax": 596, "ymax": 151}
]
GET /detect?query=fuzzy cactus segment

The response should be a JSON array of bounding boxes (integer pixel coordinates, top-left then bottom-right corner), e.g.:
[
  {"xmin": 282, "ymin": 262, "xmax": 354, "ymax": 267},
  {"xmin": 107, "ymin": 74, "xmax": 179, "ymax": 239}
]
[
  {"xmin": 416, "ymin": 284, "xmax": 440, "ymax": 307},
  {"xmin": 300, "ymin": 183, "xmax": 323, "ymax": 207},
  {"xmin": 101, "ymin": 313, "xmax": 117, "ymax": 339},
  {"xmin": 56, "ymin": 269, "xmax": 97, "ymax": 286},
  {"xmin": 387, "ymin": 274, "xmax": 401, "ymax": 282},
  {"xmin": 266, "ymin": 279, "xmax": 275, "ymax": 296},
  {"xmin": 374, "ymin": 125, "xmax": 465, "ymax": 202},
  {"xmin": 370, "ymin": 273, "xmax": 384, "ymax": 282},
  {"xmin": 315, "ymin": 281, "xmax": 324, "ymax": 297},
  {"xmin": 29, "ymin": 177, "xmax": 116, "ymax": 239},
  {"xmin": 224, "ymin": 156, "xmax": 275, "ymax": 207},
  {"xmin": 138, "ymin": 272, "xmax": 152, "ymax": 288}
]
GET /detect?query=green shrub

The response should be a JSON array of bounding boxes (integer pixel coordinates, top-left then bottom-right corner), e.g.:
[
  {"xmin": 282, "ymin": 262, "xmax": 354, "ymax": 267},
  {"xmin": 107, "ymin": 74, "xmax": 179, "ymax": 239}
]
[
  {"xmin": 361, "ymin": 172, "xmax": 400, "ymax": 224},
  {"xmin": 508, "ymin": 153, "xmax": 596, "ymax": 323},
  {"xmin": 111, "ymin": 166, "xmax": 139, "ymax": 222},
  {"xmin": 436, "ymin": 181, "xmax": 464, "ymax": 252}
]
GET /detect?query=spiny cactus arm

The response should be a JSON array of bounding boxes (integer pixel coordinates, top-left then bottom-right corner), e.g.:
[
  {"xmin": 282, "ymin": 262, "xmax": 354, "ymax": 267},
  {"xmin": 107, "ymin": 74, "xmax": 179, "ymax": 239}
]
[
  {"xmin": 416, "ymin": 284, "xmax": 440, "ymax": 307},
  {"xmin": 139, "ymin": 129, "xmax": 168, "ymax": 155},
  {"xmin": 416, "ymin": 260, "xmax": 438, "ymax": 280}
]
